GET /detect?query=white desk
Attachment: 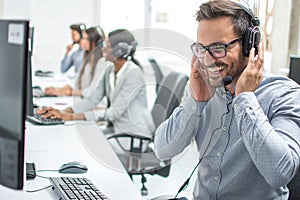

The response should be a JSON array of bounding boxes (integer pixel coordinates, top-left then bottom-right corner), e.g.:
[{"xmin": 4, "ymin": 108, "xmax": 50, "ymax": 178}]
[
  {"xmin": 0, "ymin": 123, "xmax": 142, "ymax": 200},
  {"xmin": 32, "ymin": 74, "xmax": 73, "ymax": 89},
  {"xmin": 33, "ymin": 96, "xmax": 76, "ymax": 110}
]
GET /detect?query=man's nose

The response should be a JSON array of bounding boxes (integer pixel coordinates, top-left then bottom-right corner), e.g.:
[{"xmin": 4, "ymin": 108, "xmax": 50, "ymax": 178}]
[{"xmin": 203, "ymin": 50, "xmax": 217, "ymax": 67}]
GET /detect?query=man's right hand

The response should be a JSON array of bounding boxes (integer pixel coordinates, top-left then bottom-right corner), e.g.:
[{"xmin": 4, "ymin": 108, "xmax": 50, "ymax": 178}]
[
  {"xmin": 65, "ymin": 44, "xmax": 73, "ymax": 55},
  {"xmin": 189, "ymin": 57, "xmax": 215, "ymax": 102}
]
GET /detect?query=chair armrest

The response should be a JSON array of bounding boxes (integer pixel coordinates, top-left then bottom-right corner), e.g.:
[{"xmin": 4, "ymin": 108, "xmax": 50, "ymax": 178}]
[
  {"xmin": 107, "ymin": 133, "xmax": 152, "ymax": 153},
  {"xmin": 107, "ymin": 133, "xmax": 152, "ymax": 141}
]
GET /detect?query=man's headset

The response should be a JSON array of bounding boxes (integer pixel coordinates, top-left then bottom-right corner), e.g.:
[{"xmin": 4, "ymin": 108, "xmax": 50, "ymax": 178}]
[
  {"xmin": 70, "ymin": 23, "xmax": 86, "ymax": 39},
  {"xmin": 112, "ymin": 41, "xmax": 138, "ymax": 59},
  {"xmin": 237, "ymin": 2, "xmax": 261, "ymax": 57},
  {"xmin": 223, "ymin": 2, "xmax": 261, "ymax": 86}
]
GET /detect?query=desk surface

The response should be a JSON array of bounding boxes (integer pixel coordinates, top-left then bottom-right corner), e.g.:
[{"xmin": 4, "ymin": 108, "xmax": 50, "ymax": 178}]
[{"xmin": 0, "ymin": 123, "xmax": 142, "ymax": 200}]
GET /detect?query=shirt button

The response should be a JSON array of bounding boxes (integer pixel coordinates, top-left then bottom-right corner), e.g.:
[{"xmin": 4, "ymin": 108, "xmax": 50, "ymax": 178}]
[
  {"xmin": 234, "ymin": 104, "xmax": 238, "ymax": 109},
  {"xmin": 222, "ymin": 127, "xmax": 226, "ymax": 131},
  {"xmin": 214, "ymin": 176, "xmax": 219, "ymax": 181},
  {"xmin": 241, "ymin": 130, "xmax": 245, "ymax": 135},
  {"xmin": 217, "ymin": 152, "xmax": 221, "ymax": 157}
]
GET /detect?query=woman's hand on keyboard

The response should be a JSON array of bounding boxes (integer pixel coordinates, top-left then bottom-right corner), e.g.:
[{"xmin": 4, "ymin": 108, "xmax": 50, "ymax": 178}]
[
  {"xmin": 37, "ymin": 107, "xmax": 86, "ymax": 121},
  {"xmin": 41, "ymin": 109, "xmax": 74, "ymax": 121},
  {"xmin": 36, "ymin": 107, "xmax": 56, "ymax": 115}
]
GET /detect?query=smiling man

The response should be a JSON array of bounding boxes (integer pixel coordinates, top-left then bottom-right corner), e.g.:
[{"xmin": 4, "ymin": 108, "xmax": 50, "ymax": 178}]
[{"xmin": 154, "ymin": 1, "xmax": 300, "ymax": 199}]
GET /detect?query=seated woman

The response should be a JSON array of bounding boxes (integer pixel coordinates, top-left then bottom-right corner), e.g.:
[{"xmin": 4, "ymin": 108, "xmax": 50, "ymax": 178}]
[
  {"xmin": 38, "ymin": 29, "xmax": 155, "ymax": 138},
  {"xmin": 45, "ymin": 26, "xmax": 106, "ymax": 98}
]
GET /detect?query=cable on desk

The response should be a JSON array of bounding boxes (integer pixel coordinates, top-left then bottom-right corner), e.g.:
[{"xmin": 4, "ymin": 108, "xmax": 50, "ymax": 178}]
[
  {"xmin": 36, "ymin": 169, "xmax": 58, "ymax": 173},
  {"xmin": 27, "ymin": 172, "xmax": 50, "ymax": 180},
  {"xmin": 36, "ymin": 174, "xmax": 51, "ymax": 179},
  {"xmin": 26, "ymin": 185, "xmax": 52, "ymax": 193}
]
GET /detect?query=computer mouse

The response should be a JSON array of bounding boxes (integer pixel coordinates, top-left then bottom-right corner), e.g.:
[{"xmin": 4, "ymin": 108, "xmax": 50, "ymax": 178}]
[
  {"xmin": 35, "ymin": 70, "xmax": 43, "ymax": 74},
  {"xmin": 58, "ymin": 161, "xmax": 88, "ymax": 174},
  {"xmin": 32, "ymin": 85, "xmax": 42, "ymax": 90}
]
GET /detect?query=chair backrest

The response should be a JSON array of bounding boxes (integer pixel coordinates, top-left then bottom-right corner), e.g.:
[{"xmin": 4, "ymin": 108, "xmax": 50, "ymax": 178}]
[
  {"xmin": 151, "ymin": 71, "xmax": 188, "ymax": 129},
  {"xmin": 148, "ymin": 58, "xmax": 164, "ymax": 92},
  {"xmin": 288, "ymin": 168, "xmax": 300, "ymax": 199}
]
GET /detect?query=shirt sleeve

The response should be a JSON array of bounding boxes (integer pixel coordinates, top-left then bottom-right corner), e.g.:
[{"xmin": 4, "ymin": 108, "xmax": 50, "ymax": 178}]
[
  {"xmin": 61, "ymin": 55, "xmax": 73, "ymax": 73},
  {"xmin": 72, "ymin": 67, "xmax": 107, "ymax": 115},
  {"xmin": 233, "ymin": 91, "xmax": 300, "ymax": 188},
  {"xmin": 84, "ymin": 109, "xmax": 105, "ymax": 121},
  {"xmin": 154, "ymin": 95, "xmax": 207, "ymax": 160},
  {"xmin": 83, "ymin": 66, "xmax": 146, "ymax": 122},
  {"xmin": 102, "ymin": 68, "xmax": 145, "ymax": 122}
]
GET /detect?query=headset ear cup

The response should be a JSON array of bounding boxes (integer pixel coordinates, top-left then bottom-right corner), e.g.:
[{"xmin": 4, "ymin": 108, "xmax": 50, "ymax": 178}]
[
  {"xmin": 242, "ymin": 28, "xmax": 251, "ymax": 57},
  {"xmin": 242, "ymin": 27, "xmax": 261, "ymax": 57},
  {"xmin": 112, "ymin": 43, "xmax": 130, "ymax": 58},
  {"xmin": 252, "ymin": 28, "xmax": 261, "ymax": 55}
]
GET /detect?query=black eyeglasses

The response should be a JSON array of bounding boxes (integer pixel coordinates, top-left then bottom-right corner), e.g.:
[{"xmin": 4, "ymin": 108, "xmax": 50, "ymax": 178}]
[{"xmin": 190, "ymin": 37, "xmax": 241, "ymax": 59}]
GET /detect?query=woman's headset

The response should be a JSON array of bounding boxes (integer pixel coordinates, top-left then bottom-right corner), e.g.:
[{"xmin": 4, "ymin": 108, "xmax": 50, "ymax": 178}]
[{"xmin": 112, "ymin": 40, "xmax": 138, "ymax": 59}]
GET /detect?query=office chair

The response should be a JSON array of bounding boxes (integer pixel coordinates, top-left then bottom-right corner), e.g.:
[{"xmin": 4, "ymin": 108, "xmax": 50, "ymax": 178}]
[
  {"xmin": 148, "ymin": 57, "xmax": 164, "ymax": 92},
  {"xmin": 288, "ymin": 168, "xmax": 300, "ymax": 200},
  {"xmin": 107, "ymin": 71, "xmax": 188, "ymax": 195}
]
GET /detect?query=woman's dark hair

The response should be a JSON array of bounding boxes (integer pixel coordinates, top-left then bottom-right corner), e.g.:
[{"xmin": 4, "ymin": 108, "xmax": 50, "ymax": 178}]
[
  {"xmin": 77, "ymin": 26, "xmax": 105, "ymax": 89},
  {"xmin": 195, "ymin": 0, "xmax": 252, "ymax": 38},
  {"xmin": 108, "ymin": 29, "xmax": 142, "ymax": 69}
]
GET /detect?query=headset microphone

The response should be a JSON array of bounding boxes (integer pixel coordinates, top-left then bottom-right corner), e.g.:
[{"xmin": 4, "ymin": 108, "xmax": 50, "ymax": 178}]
[
  {"xmin": 222, "ymin": 76, "xmax": 233, "ymax": 86},
  {"xmin": 222, "ymin": 65, "xmax": 247, "ymax": 86}
]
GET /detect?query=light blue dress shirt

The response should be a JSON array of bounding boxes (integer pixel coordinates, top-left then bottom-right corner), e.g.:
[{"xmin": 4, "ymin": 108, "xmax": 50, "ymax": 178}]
[
  {"xmin": 61, "ymin": 48, "xmax": 84, "ymax": 73},
  {"xmin": 154, "ymin": 72, "xmax": 300, "ymax": 200}
]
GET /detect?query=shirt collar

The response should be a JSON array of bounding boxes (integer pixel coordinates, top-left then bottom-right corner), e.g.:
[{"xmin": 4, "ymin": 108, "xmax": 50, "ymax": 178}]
[{"xmin": 115, "ymin": 61, "xmax": 129, "ymax": 80}]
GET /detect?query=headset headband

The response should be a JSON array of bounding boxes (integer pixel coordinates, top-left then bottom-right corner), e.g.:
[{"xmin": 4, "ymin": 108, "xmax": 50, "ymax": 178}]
[{"xmin": 232, "ymin": 1, "xmax": 260, "ymax": 26}]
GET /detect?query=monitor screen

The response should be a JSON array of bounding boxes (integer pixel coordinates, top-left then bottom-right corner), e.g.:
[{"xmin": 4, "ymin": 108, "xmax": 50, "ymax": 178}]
[
  {"xmin": 289, "ymin": 55, "xmax": 300, "ymax": 85},
  {"xmin": 0, "ymin": 19, "xmax": 29, "ymax": 190}
]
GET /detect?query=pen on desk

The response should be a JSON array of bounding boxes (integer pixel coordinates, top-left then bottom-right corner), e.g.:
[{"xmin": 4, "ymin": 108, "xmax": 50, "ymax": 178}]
[{"xmin": 54, "ymin": 102, "xmax": 67, "ymax": 105}]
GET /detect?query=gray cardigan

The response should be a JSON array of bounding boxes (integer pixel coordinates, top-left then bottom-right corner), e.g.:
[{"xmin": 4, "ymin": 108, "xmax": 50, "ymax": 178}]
[{"xmin": 73, "ymin": 61, "xmax": 155, "ymax": 138}]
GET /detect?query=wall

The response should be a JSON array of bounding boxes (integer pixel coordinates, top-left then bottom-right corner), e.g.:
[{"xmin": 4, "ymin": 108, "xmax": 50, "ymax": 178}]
[
  {"xmin": 271, "ymin": 0, "xmax": 292, "ymax": 75},
  {"xmin": 2, "ymin": 0, "xmax": 299, "ymax": 76},
  {"xmin": 2, "ymin": 0, "xmax": 100, "ymax": 73},
  {"xmin": 3, "ymin": 0, "xmax": 30, "ymax": 19},
  {"xmin": 0, "ymin": 0, "xmax": 3, "ymax": 18}
]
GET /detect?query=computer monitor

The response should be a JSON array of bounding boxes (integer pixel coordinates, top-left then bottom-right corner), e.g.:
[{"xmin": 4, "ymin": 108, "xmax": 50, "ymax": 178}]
[
  {"xmin": 289, "ymin": 55, "xmax": 300, "ymax": 85},
  {"xmin": 29, "ymin": 27, "xmax": 34, "ymax": 56},
  {"xmin": 0, "ymin": 19, "xmax": 29, "ymax": 190},
  {"xmin": 26, "ymin": 53, "xmax": 35, "ymax": 117},
  {"xmin": 26, "ymin": 27, "xmax": 34, "ymax": 117}
]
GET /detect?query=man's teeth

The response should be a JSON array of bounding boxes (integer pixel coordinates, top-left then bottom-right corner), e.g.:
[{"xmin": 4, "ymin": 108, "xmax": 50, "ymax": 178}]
[{"xmin": 208, "ymin": 66, "xmax": 224, "ymax": 72}]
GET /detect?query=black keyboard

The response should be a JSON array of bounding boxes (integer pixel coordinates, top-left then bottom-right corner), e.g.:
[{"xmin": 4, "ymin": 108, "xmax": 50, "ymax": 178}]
[
  {"xmin": 50, "ymin": 177, "xmax": 110, "ymax": 200},
  {"xmin": 26, "ymin": 114, "xmax": 64, "ymax": 125}
]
